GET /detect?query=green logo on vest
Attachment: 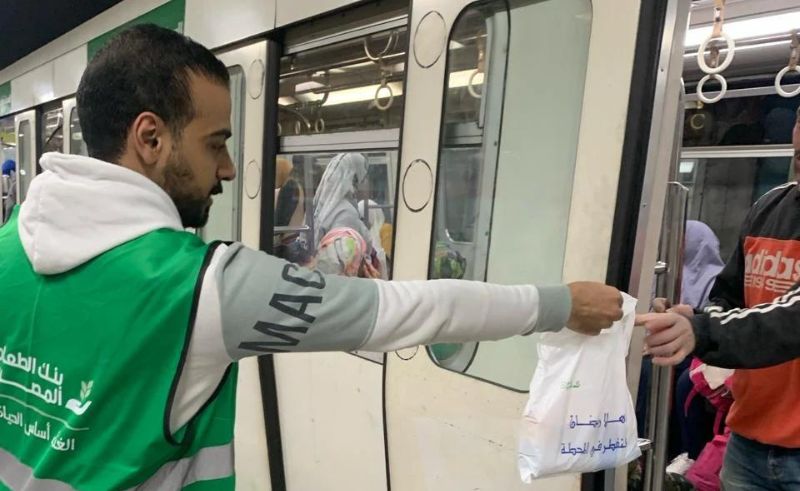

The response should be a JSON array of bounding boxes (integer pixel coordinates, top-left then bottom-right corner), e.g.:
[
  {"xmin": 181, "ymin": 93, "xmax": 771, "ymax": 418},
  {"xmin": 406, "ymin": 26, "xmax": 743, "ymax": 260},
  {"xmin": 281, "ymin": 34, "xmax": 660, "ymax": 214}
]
[{"xmin": 0, "ymin": 345, "xmax": 89, "ymax": 453}]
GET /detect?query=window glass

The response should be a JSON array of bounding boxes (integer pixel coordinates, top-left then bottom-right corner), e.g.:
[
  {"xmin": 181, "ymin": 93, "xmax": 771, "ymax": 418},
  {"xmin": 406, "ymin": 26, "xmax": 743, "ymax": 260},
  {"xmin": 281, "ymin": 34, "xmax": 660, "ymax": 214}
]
[
  {"xmin": 200, "ymin": 67, "xmax": 245, "ymax": 242},
  {"xmin": 679, "ymin": 156, "xmax": 792, "ymax": 261},
  {"xmin": 0, "ymin": 117, "xmax": 15, "ymax": 162},
  {"xmin": 0, "ymin": 117, "xmax": 13, "ymax": 222},
  {"xmin": 683, "ymin": 94, "xmax": 800, "ymax": 147},
  {"xmin": 272, "ymin": 151, "xmax": 397, "ymax": 365},
  {"xmin": 276, "ymin": 26, "xmax": 407, "ymax": 364},
  {"xmin": 279, "ymin": 27, "xmax": 407, "ymax": 136},
  {"xmin": 17, "ymin": 121, "xmax": 31, "ymax": 202},
  {"xmin": 427, "ymin": 0, "xmax": 592, "ymax": 390},
  {"xmin": 69, "ymin": 108, "xmax": 88, "ymax": 156},
  {"xmin": 273, "ymin": 150, "xmax": 396, "ymax": 279},
  {"xmin": 41, "ymin": 109, "xmax": 63, "ymax": 155}
]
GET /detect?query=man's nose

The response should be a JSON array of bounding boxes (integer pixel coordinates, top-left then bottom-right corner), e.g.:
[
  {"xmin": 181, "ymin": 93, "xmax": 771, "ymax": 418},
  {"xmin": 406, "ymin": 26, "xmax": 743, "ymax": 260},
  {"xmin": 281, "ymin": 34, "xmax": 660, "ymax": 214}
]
[{"xmin": 219, "ymin": 157, "xmax": 236, "ymax": 181}]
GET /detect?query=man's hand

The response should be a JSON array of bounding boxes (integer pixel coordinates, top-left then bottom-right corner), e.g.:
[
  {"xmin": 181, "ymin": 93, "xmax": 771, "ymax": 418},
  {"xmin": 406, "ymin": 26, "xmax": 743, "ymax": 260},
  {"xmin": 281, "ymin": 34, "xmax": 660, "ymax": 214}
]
[
  {"xmin": 652, "ymin": 297, "xmax": 694, "ymax": 318},
  {"xmin": 635, "ymin": 312, "xmax": 696, "ymax": 366},
  {"xmin": 566, "ymin": 282, "xmax": 624, "ymax": 336}
]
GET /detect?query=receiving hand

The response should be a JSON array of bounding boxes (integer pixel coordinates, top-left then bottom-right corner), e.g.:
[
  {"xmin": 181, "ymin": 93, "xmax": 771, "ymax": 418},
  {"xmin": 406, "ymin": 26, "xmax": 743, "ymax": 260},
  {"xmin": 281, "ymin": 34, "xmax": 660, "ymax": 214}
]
[
  {"xmin": 651, "ymin": 297, "xmax": 694, "ymax": 318},
  {"xmin": 635, "ymin": 312, "xmax": 696, "ymax": 366},
  {"xmin": 566, "ymin": 282, "xmax": 624, "ymax": 336}
]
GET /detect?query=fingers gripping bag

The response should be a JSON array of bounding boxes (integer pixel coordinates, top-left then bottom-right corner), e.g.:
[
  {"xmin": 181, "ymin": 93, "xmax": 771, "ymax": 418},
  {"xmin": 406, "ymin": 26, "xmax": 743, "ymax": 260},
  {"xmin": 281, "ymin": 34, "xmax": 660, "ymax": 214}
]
[{"xmin": 518, "ymin": 294, "xmax": 640, "ymax": 481}]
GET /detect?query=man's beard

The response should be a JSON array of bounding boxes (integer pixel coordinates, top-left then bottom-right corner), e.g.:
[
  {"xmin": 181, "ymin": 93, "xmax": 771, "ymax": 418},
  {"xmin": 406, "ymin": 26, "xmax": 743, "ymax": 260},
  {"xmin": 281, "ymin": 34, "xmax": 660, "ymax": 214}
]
[{"xmin": 162, "ymin": 152, "xmax": 222, "ymax": 228}]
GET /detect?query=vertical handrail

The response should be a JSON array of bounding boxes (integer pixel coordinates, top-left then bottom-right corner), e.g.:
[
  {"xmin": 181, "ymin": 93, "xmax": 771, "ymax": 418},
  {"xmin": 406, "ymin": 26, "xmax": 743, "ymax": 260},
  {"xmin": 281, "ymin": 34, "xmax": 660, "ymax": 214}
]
[{"xmin": 645, "ymin": 182, "xmax": 688, "ymax": 491}]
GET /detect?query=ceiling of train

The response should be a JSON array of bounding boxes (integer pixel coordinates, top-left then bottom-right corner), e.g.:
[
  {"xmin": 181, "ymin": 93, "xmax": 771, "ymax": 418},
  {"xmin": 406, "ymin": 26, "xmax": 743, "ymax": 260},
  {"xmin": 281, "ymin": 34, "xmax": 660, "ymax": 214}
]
[{"xmin": 0, "ymin": 0, "xmax": 124, "ymax": 71}]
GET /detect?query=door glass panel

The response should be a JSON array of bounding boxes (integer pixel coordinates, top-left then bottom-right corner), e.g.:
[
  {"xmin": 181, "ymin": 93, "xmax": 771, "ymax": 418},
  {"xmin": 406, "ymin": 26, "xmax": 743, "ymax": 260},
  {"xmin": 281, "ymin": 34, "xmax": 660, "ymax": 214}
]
[
  {"xmin": 683, "ymin": 95, "xmax": 800, "ymax": 147},
  {"xmin": 679, "ymin": 155, "xmax": 793, "ymax": 261},
  {"xmin": 41, "ymin": 109, "xmax": 63, "ymax": 154},
  {"xmin": 200, "ymin": 67, "xmax": 245, "ymax": 242},
  {"xmin": 279, "ymin": 27, "xmax": 408, "ymax": 136},
  {"xmin": 69, "ymin": 107, "xmax": 88, "ymax": 156},
  {"xmin": 427, "ymin": 0, "xmax": 592, "ymax": 390},
  {"xmin": 276, "ymin": 25, "xmax": 409, "ymax": 364},
  {"xmin": 273, "ymin": 150, "xmax": 396, "ymax": 280},
  {"xmin": 273, "ymin": 150, "xmax": 397, "ymax": 361},
  {"xmin": 17, "ymin": 120, "xmax": 32, "ymax": 202}
]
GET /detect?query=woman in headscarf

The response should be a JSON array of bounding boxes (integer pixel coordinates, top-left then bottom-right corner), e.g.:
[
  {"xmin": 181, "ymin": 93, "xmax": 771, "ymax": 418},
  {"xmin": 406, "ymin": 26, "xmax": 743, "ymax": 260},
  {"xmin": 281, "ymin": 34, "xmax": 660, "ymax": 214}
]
[
  {"xmin": 313, "ymin": 153, "xmax": 369, "ymax": 245},
  {"xmin": 669, "ymin": 221, "xmax": 730, "ymax": 480},
  {"xmin": 312, "ymin": 153, "xmax": 385, "ymax": 278},
  {"xmin": 680, "ymin": 220, "xmax": 725, "ymax": 310}
]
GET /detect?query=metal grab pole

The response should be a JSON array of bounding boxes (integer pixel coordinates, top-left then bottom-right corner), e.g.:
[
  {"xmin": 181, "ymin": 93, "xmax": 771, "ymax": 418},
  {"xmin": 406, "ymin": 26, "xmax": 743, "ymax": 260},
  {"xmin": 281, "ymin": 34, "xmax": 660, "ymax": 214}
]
[
  {"xmin": 645, "ymin": 182, "xmax": 688, "ymax": 491},
  {"xmin": 647, "ymin": 365, "xmax": 675, "ymax": 491}
]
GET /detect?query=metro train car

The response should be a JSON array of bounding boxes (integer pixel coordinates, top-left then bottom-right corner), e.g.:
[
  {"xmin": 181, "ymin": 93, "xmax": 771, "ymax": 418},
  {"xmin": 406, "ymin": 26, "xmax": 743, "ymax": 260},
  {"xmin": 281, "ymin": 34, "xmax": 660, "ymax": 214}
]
[{"xmin": 0, "ymin": 0, "xmax": 798, "ymax": 489}]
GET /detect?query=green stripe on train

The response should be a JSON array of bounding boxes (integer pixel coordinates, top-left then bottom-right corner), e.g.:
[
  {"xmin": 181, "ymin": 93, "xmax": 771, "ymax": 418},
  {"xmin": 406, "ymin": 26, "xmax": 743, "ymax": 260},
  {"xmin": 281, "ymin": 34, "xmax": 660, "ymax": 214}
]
[
  {"xmin": 87, "ymin": 0, "xmax": 186, "ymax": 60},
  {"xmin": 0, "ymin": 82, "xmax": 10, "ymax": 117}
]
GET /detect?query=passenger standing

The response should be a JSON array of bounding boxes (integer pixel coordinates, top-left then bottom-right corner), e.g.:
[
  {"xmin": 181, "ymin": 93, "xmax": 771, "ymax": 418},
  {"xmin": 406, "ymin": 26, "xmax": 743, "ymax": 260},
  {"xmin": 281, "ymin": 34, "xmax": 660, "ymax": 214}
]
[
  {"xmin": 1, "ymin": 159, "xmax": 15, "ymax": 223},
  {"xmin": 0, "ymin": 24, "xmax": 624, "ymax": 489}
]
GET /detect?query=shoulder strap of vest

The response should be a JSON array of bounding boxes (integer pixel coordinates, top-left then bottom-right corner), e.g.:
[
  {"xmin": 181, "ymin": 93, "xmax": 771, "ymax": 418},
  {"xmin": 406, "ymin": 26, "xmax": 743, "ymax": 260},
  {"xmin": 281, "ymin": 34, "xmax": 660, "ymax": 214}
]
[{"xmin": 164, "ymin": 240, "xmax": 231, "ymax": 445}]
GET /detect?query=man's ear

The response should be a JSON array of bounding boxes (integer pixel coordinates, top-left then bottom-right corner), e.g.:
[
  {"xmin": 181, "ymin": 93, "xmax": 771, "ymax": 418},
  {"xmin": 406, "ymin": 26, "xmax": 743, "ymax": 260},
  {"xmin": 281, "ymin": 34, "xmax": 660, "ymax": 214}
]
[{"xmin": 130, "ymin": 112, "xmax": 168, "ymax": 169}]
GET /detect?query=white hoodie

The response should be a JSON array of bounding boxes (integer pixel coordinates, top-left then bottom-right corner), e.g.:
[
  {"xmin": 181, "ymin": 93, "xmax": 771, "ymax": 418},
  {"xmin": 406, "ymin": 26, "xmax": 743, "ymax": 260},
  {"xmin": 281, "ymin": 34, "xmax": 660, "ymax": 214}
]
[{"xmin": 17, "ymin": 153, "xmax": 572, "ymax": 434}]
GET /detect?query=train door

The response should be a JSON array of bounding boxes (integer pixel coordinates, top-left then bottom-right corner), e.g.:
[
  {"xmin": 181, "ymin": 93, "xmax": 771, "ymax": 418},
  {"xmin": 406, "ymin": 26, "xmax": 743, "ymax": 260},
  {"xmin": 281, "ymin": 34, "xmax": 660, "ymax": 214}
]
[
  {"xmin": 384, "ymin": 0, "xmax": 689, "ymax": 490},
  {"xmin": 0, "ymin": 116, "xmax": 14, "ymax": 223},
  {"xmin": 267, "ymin": 3, "xmax": 407, "ymax": 488},
  {"xmin": 62, "ymin": 98, "xmax": 88, "ymax": 156},
  {"xmin": 14, "ymin": 110, "xmax": 37, "ymax": 204},
  {"xmin": 199, "ymin": 41, "xmax": 272, "ymax": 491}
]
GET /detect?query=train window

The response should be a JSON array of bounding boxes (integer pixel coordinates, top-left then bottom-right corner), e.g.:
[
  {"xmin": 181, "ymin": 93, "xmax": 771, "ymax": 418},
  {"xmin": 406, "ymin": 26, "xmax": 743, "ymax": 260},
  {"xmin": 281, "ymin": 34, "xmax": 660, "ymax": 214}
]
[
  {"xmin": 17, "ymin": 121, "xmax": 31, "ymax": 202},
  {"xmin": 276, "ymin": 21, "xmax": 409, "ymax": 363},
  {"xmin": 0, "ymin": 118, "xmax": 14, "ymax": 160},
  {"xmin": 200, "ymin": 67, "xmax": 245, "ymax": 242},
  {"xmin": 273, "ymin": 150, "xmax": 396, "ymax": 277},
  {"xmin": 278, "ymin": 27, "xmax": 408, "ymax": 136},
  {"xmin": 68, "ymin": 108, "xmax": 88, "ymax": 156},
  {"xmin": 683, "ymin": 94, "xmax": 800, "ymax": 147},
  {"xmin": 41, "ymin": 109, "xmax": 64, "ymax": 155},
  {"xmin": 274, "ymin": 150, "xmax": 396, "ymax": 365},
  {"xmin": 427, "ymin": 0, "xmax": 592, "ymax": 390},
  {"xmin": 679, "ymin": 156, "xmax": 793, "ymax": 261},
  {"xmin": 0, "ymin": 117, "xmax": 13, "ymax": 221}
]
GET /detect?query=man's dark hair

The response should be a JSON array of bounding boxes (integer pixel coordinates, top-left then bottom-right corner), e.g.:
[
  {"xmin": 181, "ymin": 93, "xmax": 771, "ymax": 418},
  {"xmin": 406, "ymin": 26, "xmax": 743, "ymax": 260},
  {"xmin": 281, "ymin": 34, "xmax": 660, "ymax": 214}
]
[{"xmin": 77, "ymin": 24, "xmax": 229, "ymax": 162}]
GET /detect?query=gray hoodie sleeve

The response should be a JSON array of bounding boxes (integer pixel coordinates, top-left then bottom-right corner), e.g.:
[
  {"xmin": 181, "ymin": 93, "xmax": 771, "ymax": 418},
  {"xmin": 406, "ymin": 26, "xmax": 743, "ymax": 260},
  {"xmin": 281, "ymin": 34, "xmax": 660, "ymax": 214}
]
[{"xmin": 210, "ymin": 242, "xmax": 572, "ymax": 359}]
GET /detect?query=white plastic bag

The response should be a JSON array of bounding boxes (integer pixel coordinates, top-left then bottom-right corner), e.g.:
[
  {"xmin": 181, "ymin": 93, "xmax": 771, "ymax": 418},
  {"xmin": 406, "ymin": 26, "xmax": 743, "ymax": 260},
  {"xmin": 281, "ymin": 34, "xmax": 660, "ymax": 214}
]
[{"xmin": 518, "ymin": 293, "xmax": 640, "ymax": 482}]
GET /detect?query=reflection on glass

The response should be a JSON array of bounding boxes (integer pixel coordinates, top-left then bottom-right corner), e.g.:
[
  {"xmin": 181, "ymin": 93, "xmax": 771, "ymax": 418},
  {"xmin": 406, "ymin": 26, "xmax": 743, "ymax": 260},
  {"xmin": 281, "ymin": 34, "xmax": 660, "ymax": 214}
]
[
  {"xmin": 279, "ymin": 28, "xmax": 408, "ymax": 136},
  {"xmin": 200, "ymin": 67, "xmax": 245, "ymax": 242},
  {"xmin": 427, "ymin": 0, "xmax": 592, "ymax": 390},
  {"xmin": 17, "ymin": 120, "xmax": 31, "ymax": 202},
  {"xmin": 41, "ymin": 109, "xmax": 63, "ymax": 155},
  {"xmin": 683, "ymin": 95, "xmax": 800, "ymax": 147},
  {"xmin": 680, "ymin": 156, "xmax": 792, "ymax": 261},
  {"xmin": 69, "ymin": 108, "xmax": 88, "ymax": 156},
  {"xmin": 273, "ymin": 151, "xmax": 396, "ymax": 281}
]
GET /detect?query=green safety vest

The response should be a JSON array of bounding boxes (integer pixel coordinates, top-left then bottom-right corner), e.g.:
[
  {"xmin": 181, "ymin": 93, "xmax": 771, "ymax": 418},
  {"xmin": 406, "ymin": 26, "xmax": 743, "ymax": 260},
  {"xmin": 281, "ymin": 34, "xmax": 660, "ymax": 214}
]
[{"xmin": 0, "ymin": 208, "xmax": 238, "ymax": 490}]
